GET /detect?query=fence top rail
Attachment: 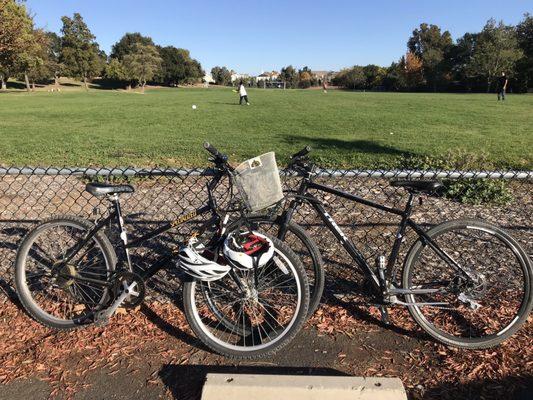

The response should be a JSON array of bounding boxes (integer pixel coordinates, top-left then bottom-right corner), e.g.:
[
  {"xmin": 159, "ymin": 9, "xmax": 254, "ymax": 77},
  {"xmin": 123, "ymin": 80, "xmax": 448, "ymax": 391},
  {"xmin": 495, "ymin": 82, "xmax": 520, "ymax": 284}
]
[{"xmin": 0, "ymin": 166, "xmax": 531, "ymax": 180}]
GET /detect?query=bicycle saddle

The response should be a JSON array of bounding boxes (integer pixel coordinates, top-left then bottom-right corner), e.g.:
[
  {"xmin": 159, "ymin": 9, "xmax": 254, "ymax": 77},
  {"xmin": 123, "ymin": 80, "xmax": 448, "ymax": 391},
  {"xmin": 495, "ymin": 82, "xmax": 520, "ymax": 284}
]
[
  {"xmin": 85, "ymin": 182, "xmax": 135, "ymax": 196},
  {"xmin": 390, "ymin": 180, "xmax": 442, "ymax": 193}
]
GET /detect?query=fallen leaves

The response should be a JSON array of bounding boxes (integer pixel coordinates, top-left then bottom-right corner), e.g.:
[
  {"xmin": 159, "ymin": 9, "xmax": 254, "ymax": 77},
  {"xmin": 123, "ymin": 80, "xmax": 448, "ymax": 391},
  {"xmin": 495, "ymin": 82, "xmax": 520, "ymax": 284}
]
[
  {"xmin": 0, "ymin": 299, "xmax": 191, "ymax": 396},
  {"xmin": 0, "ymin": 296, "xmax": 531, "ymax": 400}
]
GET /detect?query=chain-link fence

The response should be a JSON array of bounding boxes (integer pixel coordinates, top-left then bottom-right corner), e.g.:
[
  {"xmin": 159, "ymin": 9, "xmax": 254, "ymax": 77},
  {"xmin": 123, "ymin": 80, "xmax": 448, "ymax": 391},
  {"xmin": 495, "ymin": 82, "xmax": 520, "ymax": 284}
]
[{"xmin": 0, "ymin": 166, "xmax": 531, "ymax": 302}]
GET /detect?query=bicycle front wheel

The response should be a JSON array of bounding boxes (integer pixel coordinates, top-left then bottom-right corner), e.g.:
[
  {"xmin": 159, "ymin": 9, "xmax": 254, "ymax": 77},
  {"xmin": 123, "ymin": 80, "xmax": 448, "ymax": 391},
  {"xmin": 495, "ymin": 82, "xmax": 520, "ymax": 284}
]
[
  {"xmin": 402, "ymin": 219, "xmax": 532, "ymax": 349},
  {"xmin": 229, "ymin": 216, "xmax": 325, "ymax": 317},
  {"xmin": 182, "ymin": 236, "xmax": 309, "ymax": 359}
]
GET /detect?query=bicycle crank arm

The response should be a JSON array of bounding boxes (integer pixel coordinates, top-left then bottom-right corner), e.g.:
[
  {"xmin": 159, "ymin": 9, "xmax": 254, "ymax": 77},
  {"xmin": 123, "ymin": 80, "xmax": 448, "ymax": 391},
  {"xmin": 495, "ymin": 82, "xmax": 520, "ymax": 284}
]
[{"xmin": 94, "ymin": 281, "xmax": 139, "ymax": 324}]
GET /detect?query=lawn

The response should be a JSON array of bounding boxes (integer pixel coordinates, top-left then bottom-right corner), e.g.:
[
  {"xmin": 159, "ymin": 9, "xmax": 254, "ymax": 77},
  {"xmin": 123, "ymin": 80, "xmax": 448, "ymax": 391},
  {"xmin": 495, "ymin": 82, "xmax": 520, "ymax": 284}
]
[{"xmin": 0, "ymin": 87, "xmax": 531, "ymax": 169}]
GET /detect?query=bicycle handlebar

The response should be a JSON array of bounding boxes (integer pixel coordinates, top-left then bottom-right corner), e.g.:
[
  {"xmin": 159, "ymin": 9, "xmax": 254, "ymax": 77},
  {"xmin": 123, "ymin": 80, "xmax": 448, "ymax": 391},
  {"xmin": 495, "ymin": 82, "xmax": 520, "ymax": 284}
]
[
  {"xmin": 291, "ymin": 146, "xmax": 311, "ymax": 160},
  {"xmin": 203, "ymin": 142, "xmax": 224, "ymax": 158},
  {"xmin": 288, "ymin": 145, "xmax": 313, "ymax": 172},
  {"xmin": 203, "ymin": 142, "xmax": 234, "ymax": 173}
]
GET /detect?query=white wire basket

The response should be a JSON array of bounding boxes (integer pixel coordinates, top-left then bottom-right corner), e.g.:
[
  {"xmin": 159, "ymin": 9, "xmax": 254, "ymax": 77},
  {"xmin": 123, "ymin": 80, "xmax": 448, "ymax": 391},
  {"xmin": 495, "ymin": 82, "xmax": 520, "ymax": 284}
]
[{"xmin": 234, "ymin": 152, "xmax": 284, "ymax": 212}]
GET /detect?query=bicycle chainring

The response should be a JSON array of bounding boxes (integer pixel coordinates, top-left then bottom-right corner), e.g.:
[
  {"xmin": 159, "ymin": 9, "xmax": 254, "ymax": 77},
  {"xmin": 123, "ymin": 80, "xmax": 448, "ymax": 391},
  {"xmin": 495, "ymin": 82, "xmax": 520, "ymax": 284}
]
[{"xmin": 113, "ymin": 271, "xmax": 146, "ymax": 308}]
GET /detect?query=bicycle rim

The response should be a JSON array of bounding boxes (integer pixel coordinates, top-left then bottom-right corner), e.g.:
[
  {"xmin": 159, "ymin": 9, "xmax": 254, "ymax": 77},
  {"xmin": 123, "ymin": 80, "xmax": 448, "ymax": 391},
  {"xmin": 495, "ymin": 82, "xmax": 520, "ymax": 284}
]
[
  {"xmin": 403, "ymin": 220, "xmax": 531, "ymax": 347},
  {"xmin": 16, "ymin": 219, "xmax": 114, "ymax": 325},
  {"xmin": 187, "ymin": 248, "xmax": 303, "ymax": 352}
]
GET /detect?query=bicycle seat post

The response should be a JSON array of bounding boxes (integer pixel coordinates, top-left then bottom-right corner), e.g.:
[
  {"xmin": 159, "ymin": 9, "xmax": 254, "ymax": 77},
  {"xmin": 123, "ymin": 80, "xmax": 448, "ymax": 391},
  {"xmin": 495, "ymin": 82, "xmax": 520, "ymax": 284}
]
[{"xmin": 107, "ymin": 193, "xmax": 133, "ymax": 271}]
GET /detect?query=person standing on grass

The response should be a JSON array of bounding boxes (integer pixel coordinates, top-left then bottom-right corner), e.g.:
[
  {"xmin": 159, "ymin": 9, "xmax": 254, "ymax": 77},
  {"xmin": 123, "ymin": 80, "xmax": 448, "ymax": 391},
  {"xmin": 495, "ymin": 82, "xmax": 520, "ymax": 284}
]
[
  {"xmin": 238, "ymin": 81, "xmax": 250, "ymax": 105},
  {"xmin": 497, "ymin": 72, "xmax": 508, "ymax": 101}
]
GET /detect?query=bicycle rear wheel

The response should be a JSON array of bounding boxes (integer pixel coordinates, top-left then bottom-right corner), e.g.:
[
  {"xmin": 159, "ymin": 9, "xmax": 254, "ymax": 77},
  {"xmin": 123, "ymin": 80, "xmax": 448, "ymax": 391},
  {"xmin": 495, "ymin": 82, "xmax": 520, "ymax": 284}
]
[
  {"xmin": 182, "ymin": 236, "xmax": 309, "ymax": 359},
  {"xmin": 402, "ymin": 219, "xmax": 532, "ymax": 348},
  {"xmin": 15, "ymin": 215, "xmax": 116, "ymax": 329}
]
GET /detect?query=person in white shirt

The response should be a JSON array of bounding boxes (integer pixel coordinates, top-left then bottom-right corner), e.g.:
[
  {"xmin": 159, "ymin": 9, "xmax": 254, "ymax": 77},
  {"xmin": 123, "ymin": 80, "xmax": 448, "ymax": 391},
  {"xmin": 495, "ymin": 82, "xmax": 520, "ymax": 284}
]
[{"xmin": 238, "ymin": 81, "xmax": 250, "ymax": 105}]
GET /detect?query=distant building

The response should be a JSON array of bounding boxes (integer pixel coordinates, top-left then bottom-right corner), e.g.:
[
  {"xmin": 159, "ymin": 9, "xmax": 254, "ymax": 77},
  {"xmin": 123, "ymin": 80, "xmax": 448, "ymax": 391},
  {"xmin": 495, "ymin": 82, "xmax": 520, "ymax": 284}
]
[
  {"xmin": 203, "ymin": 73, "xmax": 214, "ymax": 83},
  {"xmin": 231, "ymin": 72, "xmax": 250, "ymax": 82},
  {"xmin": 256, "ymin": 71, "xmax": 279, "ymax": 81},
  {"xmin": 312, "ymin": 70, "xmax": 337, "ymax": 82}
]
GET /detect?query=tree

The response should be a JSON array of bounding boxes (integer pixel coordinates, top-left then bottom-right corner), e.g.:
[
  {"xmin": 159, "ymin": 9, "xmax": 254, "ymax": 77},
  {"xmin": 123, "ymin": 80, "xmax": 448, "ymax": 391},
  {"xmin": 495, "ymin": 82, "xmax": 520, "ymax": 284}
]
[
  {"xmin": 362, "ymin": 64, "xmax": 386, "ymax": 89},
  {"xmin": 158, "ymin": 46, "xmax": 204, "ymax": 85},
  {"xmin": 60, "ymin": 13, "xmax": 102, "ymax": 90},
  {"xmin": 515, "ymin": 13, "xmax": 533, "ymax": 92},
  {"xmin": 408, "ymin": 23, "xmax": 453, "ymax": 91},
  {"xmin": 332, "ymin": 66, "xmax": 365, "ymax": 89},
  {"xmin": 447, "ymin": 32, "xmax": 480, "ymax": 91},
  {"xmin": 382, "ymin": 62, "xmax": 407, "ymax": 91},
  {"xmin": 18, "ymin": 29, "xmax": 51, "ymax": 91},
  {"xmin": 466, "ymin": 19, "xmax": 522, "ymax": 92},
  {"xmin": 105, "ymin": 58, "xmax": 127, "ymax": 86},
  {"xmin": 210, "ymin": 66, "xmax": 232, "ymax": 86},
  {"xmin": 298, "ymin": 66, "xmax": 314, "ymax": 88},
  {"xmin": 45, "ymin": 32, "xmax": 63, "ymax": 88},
  {"xmin": 122, "ymin": 44, "xmax": 162, "ymax": 93},
  {"xmin": 400, "ymin": 52, "xmax": 425, "ymax": 89},
  {"xmin": 110, "ymin": 33, "xmax": 155, "ymax": 60},
  {"xmin": 279, "ymin": 65, "xmax": 298, "ymax": 88},
  {"xmin": 0, "ymin": 0, "xmax": 35, "ymax": 90}
]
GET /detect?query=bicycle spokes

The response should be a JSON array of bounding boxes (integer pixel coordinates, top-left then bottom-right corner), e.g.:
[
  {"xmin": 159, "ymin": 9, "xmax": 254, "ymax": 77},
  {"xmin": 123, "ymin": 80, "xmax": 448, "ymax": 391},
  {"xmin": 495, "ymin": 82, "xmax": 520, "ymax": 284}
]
[
  {"xmin": 191, "ymin": 252, "xmax": 302, "ymax": 350},
  {"xmin": 405, "ymin": 223, "xmax": 528, "ymax": 340}
]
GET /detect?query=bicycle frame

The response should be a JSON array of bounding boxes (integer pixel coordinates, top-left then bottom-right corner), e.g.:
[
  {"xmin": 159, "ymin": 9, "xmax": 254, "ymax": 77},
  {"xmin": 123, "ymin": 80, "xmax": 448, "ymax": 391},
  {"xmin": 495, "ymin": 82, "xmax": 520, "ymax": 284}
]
[
  {"xmin": 277, "ymin": 176, "xmax": 475, "ymax": 300},
  {"xmin": 58, "ymin": 201, "xmax": 218, "ymax": 286},
  {"xmin": 58, "ymin": 170, "xmax": 234, "ymax": 287}
]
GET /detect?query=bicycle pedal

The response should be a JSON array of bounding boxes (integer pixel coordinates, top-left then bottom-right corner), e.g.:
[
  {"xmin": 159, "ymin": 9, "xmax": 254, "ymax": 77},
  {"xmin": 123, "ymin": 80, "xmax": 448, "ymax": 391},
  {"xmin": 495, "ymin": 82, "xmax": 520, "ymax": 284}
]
[{"xmin": 379, "ymin": 306, "xmax": 390, "ymax": 325}]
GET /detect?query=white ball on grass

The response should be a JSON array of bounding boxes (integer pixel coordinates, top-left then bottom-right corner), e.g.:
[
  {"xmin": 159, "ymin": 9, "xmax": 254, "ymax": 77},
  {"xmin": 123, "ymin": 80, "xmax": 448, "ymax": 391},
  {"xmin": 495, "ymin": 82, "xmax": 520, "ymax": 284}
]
[{"xmin": 192, "ymin": 104, "xmax": 197, "ymax": 110}]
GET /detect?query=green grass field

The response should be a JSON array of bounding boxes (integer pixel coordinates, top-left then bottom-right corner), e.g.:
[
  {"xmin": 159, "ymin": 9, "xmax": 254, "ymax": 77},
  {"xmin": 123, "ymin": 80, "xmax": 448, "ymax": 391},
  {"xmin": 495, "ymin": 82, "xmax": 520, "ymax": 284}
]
[{"xmin": 0, "ymin": 87, "xmax": 531, "ymax": 168}]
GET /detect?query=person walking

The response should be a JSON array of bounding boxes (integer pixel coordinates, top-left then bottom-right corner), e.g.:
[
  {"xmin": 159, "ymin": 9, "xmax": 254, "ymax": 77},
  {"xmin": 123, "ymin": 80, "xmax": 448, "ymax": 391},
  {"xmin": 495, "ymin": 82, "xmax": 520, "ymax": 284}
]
[
  {"xmin": 238, "ymin": 81, "xmax": 250, "ymax": 105},
  {"xmin": 497, "ymin": 72, "xmax": 508, "ymax": 101}
]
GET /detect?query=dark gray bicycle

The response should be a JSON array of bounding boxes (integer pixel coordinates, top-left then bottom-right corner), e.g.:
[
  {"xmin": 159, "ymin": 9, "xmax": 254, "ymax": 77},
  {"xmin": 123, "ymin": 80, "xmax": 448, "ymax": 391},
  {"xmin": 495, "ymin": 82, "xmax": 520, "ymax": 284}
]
[{"xmin": 251, "ymin": 146, "xmax": 532, "ymax": 349}]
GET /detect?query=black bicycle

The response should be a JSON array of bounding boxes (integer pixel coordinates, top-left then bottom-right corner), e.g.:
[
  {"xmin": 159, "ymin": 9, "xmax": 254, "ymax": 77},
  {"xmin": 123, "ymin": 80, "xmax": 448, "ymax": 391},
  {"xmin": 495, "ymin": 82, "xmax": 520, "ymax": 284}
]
[
  {"xmin": 14, "ymin": 143, "xmax": 310, "ymax": 359},
  {"xmin": 251, "ymin": 146, "xmax": 532, "ymax": 349}
]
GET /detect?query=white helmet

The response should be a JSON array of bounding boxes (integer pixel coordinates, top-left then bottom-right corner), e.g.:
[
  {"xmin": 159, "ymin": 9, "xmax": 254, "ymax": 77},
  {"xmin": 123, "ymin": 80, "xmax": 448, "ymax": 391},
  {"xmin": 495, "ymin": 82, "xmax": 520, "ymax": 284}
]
[
  {"xmin": 177, "ymin": 242, "xmax": 231, "ymax": 282},
  {"xmin": 223, "ymin": 231, "xmax": 275, "ymax": 270}
]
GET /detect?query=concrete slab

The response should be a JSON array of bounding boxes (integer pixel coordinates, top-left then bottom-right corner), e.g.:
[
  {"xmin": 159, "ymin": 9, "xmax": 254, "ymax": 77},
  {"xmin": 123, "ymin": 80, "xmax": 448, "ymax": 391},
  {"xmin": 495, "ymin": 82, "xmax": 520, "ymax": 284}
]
[{"xmin": 201, "ymin": 373, "xmax": 407, "ymax": 400}]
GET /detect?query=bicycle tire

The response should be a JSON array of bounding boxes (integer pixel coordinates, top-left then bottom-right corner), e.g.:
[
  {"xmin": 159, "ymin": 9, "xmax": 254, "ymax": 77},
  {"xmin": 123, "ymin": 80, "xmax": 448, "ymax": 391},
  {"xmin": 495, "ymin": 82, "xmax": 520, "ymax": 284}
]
[
  {"xmin": 402, "ymin": 218, "xmax": 532, "ymax": 349},
  {"xmin": 15, "ymin": 215, "xmax": 117, "ymax": 330},
  {"xmin": 182, "ymin": 235, "xmax": 310, "ymax": 359}
]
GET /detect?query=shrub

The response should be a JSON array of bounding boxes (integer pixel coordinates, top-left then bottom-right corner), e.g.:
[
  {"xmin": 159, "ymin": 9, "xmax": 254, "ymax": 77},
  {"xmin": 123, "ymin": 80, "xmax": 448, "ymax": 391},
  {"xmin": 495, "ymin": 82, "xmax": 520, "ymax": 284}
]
[{"xmin": 399, "ymin": 150, "xmax": 513, "ymax": 205}]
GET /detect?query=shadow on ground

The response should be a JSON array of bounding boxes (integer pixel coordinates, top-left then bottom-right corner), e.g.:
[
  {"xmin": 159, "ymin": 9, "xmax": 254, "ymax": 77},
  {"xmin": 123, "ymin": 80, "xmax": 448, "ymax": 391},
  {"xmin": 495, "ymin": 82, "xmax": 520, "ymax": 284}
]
[
  {"xmin": 281, "ymin": 135, "xmax": 417, "ymax": 159},
  {"xmin": 424, "ymin": 375, "xmax": 533, "ymax": 400}
]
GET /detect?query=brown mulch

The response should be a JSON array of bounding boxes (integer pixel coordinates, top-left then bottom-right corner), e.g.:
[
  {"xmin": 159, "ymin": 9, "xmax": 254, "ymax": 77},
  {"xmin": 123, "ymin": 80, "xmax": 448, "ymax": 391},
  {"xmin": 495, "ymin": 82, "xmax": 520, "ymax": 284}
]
[
  {"xmin": 0, "ymin": 299, "xmax": 195, "ymax": 397},
  {"xmin": 1, "ymin": 295, "xmax": 531, "ymax": 400},
  {"xmin": 308, "ymin": 302, "xmax": 533, "ymax": 399}
]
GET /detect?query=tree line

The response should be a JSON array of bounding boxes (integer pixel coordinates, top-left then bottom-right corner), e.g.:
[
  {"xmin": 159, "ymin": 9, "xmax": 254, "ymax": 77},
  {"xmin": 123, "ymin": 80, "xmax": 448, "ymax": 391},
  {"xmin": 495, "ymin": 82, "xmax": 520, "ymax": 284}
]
[
  {"xmin": 0, "ymin": 0, "xmax": 204, "ymax": 91},
  {"xmin": 331, "ymin": 17, "xmax": 533, "ymax": 93},
  {"xmin": 1, "ymin": 1, "xmax": 531, "ymax": 93}
]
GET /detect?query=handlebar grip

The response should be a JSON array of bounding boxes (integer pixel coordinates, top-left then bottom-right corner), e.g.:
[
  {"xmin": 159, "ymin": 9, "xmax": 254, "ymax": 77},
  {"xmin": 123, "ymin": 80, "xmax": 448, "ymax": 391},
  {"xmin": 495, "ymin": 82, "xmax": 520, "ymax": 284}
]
[
  {"xmin": 203, "ymin": 142, "xmax": 222, "ymax": 157},
  {"xmin": 291, "ymin": 146, "xmax": 311, "ymax": 159}
]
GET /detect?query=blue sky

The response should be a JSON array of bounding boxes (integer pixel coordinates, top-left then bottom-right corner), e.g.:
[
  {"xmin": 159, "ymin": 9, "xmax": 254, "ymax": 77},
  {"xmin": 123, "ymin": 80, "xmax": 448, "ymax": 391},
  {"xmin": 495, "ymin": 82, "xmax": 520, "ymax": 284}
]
[{"xmin": 27, "ymin": 0, "xmax": 531, "ymax": 75}]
